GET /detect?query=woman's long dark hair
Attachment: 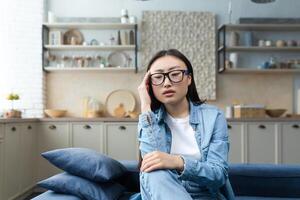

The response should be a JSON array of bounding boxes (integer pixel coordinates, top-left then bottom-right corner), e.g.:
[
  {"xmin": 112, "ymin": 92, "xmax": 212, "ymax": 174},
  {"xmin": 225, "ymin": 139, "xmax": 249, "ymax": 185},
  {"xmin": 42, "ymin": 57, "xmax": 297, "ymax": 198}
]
[
  {"xmin": 146, "ymin": 49, "xmax": 205, "ymax": 111},
  {"xmin": 138, "ymin": 49, "xmax": 205, "ymax": 169}
]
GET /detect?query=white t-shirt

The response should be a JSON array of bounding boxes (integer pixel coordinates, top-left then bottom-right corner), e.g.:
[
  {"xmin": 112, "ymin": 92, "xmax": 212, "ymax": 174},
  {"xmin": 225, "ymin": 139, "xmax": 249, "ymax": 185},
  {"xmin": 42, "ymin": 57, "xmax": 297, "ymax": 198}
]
[{"xmin": 165, "ymin": 113, "xmax": 201, "ymax": 160}]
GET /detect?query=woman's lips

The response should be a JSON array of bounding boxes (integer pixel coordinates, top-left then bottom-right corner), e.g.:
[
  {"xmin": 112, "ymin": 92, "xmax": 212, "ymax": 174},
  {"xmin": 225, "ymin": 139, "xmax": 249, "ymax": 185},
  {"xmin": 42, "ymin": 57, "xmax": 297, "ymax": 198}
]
[{"xmin": 163, "ymin": 91, "xmax": 175, "ymax": 97}]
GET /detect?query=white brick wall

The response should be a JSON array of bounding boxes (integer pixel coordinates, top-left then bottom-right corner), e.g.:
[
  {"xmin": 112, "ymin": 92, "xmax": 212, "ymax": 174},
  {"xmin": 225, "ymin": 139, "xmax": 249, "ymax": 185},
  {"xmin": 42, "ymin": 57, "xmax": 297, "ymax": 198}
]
[{"xmin": 0, "ymin": 0, "xmax": 45, "ymax": 118}]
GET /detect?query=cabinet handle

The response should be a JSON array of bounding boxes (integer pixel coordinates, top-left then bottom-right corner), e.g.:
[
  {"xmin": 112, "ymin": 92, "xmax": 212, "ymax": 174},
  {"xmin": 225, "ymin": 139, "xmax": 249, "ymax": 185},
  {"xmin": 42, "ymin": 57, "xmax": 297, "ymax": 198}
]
[
  {"xmin": 83, "ymin": 125, "xmax": 91, "ymax": 129},
  {"xmin": 227, "ymin": 125, "xmax": 232, "ymax": 129},
  {"xmin": 49, "ymin": 125, "xmax": 56, "ymax": 130},
  {"xmin": 119, "ymin": 126, "xmax": 126, "ymax": 130},
  {"xmin": 258, "ymin": 124, "xmax": 266, "ymax": 129},
  {"xmin": 292, "ymin": 124, "xmax": 299, "ymax": 129},
  {"xmin": 28, "ymin": 125, "xmax": 32, "ymax": 130},
  {"xmin": 11, "ymin": 126, "xmax": 16, "ymax": 131}
]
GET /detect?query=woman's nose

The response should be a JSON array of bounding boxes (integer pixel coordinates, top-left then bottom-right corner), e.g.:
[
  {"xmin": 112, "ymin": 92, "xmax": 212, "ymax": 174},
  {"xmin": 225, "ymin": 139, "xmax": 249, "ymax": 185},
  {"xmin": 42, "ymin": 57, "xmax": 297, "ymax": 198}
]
[{"xmin": 163, "ymin": 75, "xmax": 172, "ymax": 87}]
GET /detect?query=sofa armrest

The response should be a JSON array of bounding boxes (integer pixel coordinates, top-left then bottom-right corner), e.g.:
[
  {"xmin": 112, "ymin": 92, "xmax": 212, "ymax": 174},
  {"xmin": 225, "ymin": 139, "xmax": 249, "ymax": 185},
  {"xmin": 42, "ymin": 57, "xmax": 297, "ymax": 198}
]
[{"xmin": 229, "ymin": 164, "xmax": 300, "ymax": 198}]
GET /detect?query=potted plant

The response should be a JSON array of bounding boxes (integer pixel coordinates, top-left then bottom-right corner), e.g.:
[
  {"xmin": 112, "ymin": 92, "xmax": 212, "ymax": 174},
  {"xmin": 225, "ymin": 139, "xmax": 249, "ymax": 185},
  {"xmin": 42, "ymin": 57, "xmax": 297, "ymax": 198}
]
[{"xmin": 5, "ymin": 93, "xmax": 22, "ymax": 118}]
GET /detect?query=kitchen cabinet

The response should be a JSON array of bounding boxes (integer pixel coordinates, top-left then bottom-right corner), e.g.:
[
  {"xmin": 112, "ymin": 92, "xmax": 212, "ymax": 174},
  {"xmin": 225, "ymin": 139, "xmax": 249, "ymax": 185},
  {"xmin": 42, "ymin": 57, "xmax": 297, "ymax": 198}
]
[
  {"xmin": 2, "ymin": 123, "xmax": 37, "ymax": 200},
  {"xmin": 105, "ymin": 123, "xmax": 138, "ymax": 160},
  {"xmin": 37, "ymin": 122, "xmax": 69, "ymax": 181},
  {"xmin": 247, "ymin": 122, "xmax": 278, "ymax": 163},
  {"xmin": 227, "ymin": 122, "xmax": 245, "ymax": 163},
  {"xmin": 20, "ymin": 123, "xmax": 37, "ymax": 193},
  {"xmin": 0, "ymin": 124, "xmax": 4, "ymax": 200},
  {"xmin": 3, "ymin": 124, "xmax": 21, "ymax": 200},
  {"xmin": 71, "ymin": 122, "xmax": 104, "ymax": 153},
  {"xmin": 281, "ymin": 122, "xmax": 300, "ymax": 164},
  {"xmin": 217, "ymin": 24, "xmax": 300, "ymax": 73},
  {"xmin": 42, "ymin": 22, "xmax": 138, "ymax": 73}
]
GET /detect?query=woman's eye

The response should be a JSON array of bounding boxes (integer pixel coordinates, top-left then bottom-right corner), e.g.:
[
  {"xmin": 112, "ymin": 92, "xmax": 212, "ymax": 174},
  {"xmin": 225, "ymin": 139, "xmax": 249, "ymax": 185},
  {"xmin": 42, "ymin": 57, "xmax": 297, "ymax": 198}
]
[
  {"xmin": 153, "ymin": 75, "xmax": 163, "ymax": 79},
  {"xmin": 170, "ymin": 72, "xmax": 180, "ymax": 77}
]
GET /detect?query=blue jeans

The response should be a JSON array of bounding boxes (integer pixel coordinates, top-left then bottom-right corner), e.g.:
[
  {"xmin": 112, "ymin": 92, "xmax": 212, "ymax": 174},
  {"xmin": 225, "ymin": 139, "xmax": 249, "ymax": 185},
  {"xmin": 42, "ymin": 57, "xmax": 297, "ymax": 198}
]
[{"xmin": 140, "ymin": 170, "xmax": 227, "ymax": 200}]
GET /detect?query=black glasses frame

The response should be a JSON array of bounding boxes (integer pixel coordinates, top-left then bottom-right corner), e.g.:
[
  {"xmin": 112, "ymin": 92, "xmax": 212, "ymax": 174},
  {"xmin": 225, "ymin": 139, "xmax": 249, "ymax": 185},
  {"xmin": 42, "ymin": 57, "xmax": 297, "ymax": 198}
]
[{"xmin": 150, "ymin": 69, "xmax": 190, "ymax": 86}]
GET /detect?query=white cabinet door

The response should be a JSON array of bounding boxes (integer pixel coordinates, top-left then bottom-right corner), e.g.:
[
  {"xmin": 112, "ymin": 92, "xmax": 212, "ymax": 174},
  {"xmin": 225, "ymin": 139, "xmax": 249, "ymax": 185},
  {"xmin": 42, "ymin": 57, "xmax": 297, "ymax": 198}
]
[
  {"xmin": 71, "ymin": 122, "xmax": 104, "ymax": 153},
  {"xmin": 20, "ymin": 123, "xmax": 37, "ymax": 192},
  {"xmin": 247, "ymin": 122, "xmax": 277, "ymax": 163},
  {"xmin": 37, "ymin": 123, "xmax": 69, "ymax": 181},
  {"xmin": 0, "ymin": 124, "xmax": 4, "ymax": 200},
  {"xmin": 105, "ymin": 123, "xmax": 138, "ymax": 160},
  {"xmin": 282, "ymin": 122, "xmax": 300, "ymax": 164},
  {"xmin": 3, "ymin": 124, "xmax": 21, "ymax": 200},
  {"xmin": 227, "ymin": 122, "xmax": 245, "ymax": 163}
]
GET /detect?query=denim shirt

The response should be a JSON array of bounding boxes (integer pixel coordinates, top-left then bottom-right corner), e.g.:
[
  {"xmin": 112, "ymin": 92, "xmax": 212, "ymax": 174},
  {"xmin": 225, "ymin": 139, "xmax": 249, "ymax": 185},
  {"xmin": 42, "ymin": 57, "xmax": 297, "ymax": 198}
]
[{"xmin": 138, "ymin": 101, "xmax": 231, "ymax": 197}]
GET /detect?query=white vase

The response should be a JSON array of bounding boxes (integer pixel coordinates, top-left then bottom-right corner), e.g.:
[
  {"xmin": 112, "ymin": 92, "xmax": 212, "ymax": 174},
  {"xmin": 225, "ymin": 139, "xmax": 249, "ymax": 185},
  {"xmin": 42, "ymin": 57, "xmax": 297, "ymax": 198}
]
[{"xmin": 229, "ymin": 53, "xmax": 238, "ymax": 68}]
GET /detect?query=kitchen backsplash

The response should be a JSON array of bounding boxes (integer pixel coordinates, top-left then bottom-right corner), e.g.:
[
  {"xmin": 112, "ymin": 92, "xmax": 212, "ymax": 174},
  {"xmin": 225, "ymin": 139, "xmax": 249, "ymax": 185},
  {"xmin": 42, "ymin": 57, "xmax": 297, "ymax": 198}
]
[{"xmin": 46, "ymin": 71, "xmax": 294, "ymax": 117}]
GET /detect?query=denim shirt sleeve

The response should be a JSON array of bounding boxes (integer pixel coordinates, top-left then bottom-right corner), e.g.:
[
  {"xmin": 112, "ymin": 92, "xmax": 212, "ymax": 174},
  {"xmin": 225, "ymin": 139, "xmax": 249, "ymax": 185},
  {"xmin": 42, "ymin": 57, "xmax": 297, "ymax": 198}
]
[
  {"xmin": 178, "ymin": 111, "xmax": 229, "ymax": 188},
  {"xmin": 137, "ymin": 111, "xmax": 160, "ymax": 158}
]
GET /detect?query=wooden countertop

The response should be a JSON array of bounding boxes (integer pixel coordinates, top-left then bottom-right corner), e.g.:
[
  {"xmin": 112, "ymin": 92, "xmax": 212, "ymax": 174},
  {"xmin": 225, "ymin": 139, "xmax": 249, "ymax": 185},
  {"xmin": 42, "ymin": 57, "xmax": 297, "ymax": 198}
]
[{"xmin": 1, "ymin": 117, "xmax": 300, "ymax": 123}]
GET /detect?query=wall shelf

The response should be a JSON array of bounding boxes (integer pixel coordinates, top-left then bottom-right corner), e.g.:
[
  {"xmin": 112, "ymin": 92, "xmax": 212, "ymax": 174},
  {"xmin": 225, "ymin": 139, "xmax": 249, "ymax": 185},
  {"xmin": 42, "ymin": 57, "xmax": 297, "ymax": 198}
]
[
  {"xmin": 218, "ymin": 46, "xmax": 300, "ymax": 52},
  {"xmin": 44, "ymin": 67, "xmax": 136, "ymax": 72},
  {"xmin": 44, "ymin": 45, "xmax": 136, "ymax": 51},
  {"xmin": 223, "ymin": 68, "xmax": 300, "ymax": 74},
  {"xmin": 218, "ymin": 24, "xmax": 300, "ymax": 32},
  {"xmin": 43, "ymin": 23, "xmax": 137, "ymax": 30}
]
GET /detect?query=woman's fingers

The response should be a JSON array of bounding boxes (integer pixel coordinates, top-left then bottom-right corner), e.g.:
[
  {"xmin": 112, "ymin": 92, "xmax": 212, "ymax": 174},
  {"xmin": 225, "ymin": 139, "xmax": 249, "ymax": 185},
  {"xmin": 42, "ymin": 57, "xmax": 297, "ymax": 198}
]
[
  {"xmin": 141, "ymin": 158, "xmax": 160, "ymax": 172},
  {"xmin": 144, "ymin": 163, "xmax": 162, "ymax": 172}
]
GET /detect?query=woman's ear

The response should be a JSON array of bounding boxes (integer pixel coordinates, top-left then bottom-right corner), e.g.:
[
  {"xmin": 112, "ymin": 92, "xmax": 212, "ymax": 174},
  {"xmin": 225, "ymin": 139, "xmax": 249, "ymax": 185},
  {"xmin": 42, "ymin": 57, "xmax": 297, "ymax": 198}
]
[{"xmin": 188, "ymin": 75, "xmax": 192, "ymax": 86}]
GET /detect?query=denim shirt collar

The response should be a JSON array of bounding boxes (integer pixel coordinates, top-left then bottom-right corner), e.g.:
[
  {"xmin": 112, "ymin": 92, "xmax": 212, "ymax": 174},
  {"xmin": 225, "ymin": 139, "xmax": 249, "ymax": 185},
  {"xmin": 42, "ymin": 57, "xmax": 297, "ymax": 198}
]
[{"xmin": 156, "ymin": 100, "xmax": 202, "ymax": 124}]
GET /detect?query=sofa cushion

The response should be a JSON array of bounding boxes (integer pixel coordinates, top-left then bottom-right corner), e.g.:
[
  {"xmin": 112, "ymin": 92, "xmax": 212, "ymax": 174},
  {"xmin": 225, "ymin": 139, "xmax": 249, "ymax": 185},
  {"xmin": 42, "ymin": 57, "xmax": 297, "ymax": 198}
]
[
  {"xmin": 32, "ymin": 191, "xmax": 81, "ymax": 200},
  {"xmin": 38, "ymin": 172, "xmax": 125, "ymax": 200},
  {"xmin": 229, "ymin": 164, "xmax": 300, "ymax": 198},
  {"xmin": 236, "ymin": 196, "xmax": 300, "ymax": 200},
  {"xmin": 42, "ymin": 148, "xmax": 127, "ymax": 182}
]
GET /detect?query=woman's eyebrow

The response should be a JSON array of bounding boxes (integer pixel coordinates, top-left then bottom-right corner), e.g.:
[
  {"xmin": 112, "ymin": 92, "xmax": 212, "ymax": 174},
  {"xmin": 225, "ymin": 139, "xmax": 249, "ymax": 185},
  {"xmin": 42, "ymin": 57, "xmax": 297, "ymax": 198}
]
[{"xmin": 153, "ymin": 66, "xmax": 181, "ymax": 72}]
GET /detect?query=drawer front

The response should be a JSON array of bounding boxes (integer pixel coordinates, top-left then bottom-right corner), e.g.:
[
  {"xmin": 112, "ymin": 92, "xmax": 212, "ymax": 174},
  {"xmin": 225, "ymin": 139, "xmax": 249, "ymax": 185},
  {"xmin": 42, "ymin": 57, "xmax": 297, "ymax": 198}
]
[
  {"xmin": 72, "ymin": 123, "xmax": 104, "ymax": 153},
  {"xmin": 282, "ymin": 122, "xmax": 300, "ymax": 164},
  {"xmin": 227, "ymin": 122, "xmax": 244, "ymax": 163},
  {"xmin": 247, "ymin": 123, "xmax": 276, "ymax": 163},
  {"xmin": 106, "ymin": 123, "xmax": 138, "ymax": 160}
]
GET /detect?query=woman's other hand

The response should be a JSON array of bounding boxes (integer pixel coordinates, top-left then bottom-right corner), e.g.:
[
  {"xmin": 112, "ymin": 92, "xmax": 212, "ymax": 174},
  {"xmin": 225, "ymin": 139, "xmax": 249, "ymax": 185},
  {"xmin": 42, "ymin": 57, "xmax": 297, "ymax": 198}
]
[
  {"xmin": 141, "ymin": 151, "xmax": 184, "ymax": 172},
  {"xmin": 138, "ymin": 71, "xmax": 152, "ymax": 113}
]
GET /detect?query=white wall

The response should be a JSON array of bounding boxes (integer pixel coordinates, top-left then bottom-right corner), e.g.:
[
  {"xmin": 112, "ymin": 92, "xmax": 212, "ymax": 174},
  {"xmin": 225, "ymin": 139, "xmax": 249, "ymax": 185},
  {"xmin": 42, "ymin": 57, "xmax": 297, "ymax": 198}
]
[
  {"xmin": 0, "ymin": 0, "xmax": 44, "ymax": 117},
  {"xmin": 47, "ymin": 0, "xmax": 300, "ymax": 25}
]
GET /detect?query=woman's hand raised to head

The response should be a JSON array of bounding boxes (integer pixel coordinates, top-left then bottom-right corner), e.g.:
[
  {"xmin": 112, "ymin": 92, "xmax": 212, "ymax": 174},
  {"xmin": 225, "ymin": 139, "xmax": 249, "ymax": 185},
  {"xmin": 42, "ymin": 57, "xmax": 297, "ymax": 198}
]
[
  {"xmin": 141, "ymin": 151, "xmax": 184, "ymax": 173},
  {"xmin": 138, "ymin": 71, "xmax": 152, "ymax": 113}
]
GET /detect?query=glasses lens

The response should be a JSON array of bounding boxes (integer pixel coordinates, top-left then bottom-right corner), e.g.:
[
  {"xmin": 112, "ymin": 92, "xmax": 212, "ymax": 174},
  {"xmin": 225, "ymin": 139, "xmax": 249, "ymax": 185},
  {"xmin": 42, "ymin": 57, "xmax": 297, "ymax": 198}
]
[
  {"xmin": 151, "ymin": 74, "xmax": 164, "ymax": 85},
  {"xmin": 169, "ymin": 70, "xmax": 183, "ymax": 82}
]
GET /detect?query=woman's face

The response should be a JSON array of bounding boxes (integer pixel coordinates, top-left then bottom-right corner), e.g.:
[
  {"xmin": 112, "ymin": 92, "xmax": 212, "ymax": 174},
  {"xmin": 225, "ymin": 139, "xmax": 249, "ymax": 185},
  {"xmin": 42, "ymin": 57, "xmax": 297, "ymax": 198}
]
[{"xmin": 149, "ymin": 55, "xmax": 191, "ymax": 105}]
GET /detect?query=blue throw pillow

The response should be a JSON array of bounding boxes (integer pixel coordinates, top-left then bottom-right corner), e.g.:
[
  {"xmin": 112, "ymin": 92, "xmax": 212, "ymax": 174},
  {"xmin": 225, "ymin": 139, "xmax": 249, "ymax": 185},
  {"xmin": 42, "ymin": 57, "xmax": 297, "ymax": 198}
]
[
  {"xmin": 38, "ymin": 172, "xmax": 125, "ymax": 200},
  {"xmin": 42, "ymin": 148, "xmax": 127, "ymax": 182}
]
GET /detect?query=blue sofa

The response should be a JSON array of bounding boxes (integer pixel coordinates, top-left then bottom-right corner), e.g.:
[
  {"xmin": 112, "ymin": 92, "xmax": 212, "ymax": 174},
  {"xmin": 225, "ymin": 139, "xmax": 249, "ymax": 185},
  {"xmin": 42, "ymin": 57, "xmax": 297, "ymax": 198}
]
[{"xmin": 33, "ymin": 161, "xmax": 300, "ymax": 200}]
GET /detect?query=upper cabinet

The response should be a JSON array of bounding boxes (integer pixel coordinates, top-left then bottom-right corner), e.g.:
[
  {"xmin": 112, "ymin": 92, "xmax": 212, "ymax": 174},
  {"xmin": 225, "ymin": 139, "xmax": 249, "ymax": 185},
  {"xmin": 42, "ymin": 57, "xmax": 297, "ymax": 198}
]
[
  {"xmin": 217, "ymin": 24, "xmax": 300, "ymax": 73},
  {"xmin": 42, "ymin": 22, "xmax": 138, "ymax": 73}
]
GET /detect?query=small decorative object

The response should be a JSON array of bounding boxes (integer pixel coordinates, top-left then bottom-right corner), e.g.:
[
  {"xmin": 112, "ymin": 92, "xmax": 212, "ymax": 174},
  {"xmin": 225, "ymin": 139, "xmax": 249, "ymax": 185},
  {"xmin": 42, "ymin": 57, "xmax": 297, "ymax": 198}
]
[
  {"xmin": 265, "ymin": 40, "xmax": 272, "ymax": 47},
  {"xmin": 225, "ymin": 105, "xmax": 234, "ymax": 118},
  {"xmin": 276, "ymin": 40, "xmax": 286, "ymax": 47},
  {"xmin": 44, "ymin": 109, "xmax": 67, "ymax": 118},
  {"xmin": 229, "ymin": 31, "xmax": 239, "ymax": 46},
  {"xmin": 269, "ymin": 56, "xmax": 277, "ymax": 68},
  {"xmin": 82, "ymin": 41, "xmax": 89, "ymax": 46},
  {"xmin": 244, "ymin": 31, "xmax": 253, "ymax": 46},
  {"xmin": 229, "ymin": 53, "xmax": 238, "ymax": 68},
  {"xmin": 225, "ymin": 60, "xmax": 232, "ymax": 69},
  {"xmin": 125, "ymin": 110, "xmax": 139, "ymax": 119},
  {"xmin": 258, "ymin": 40, "xmax": 265, "ymax": 47},
  {"xmin": 129, "ymin": 16, "xmax": 137, "ymax": 24},
  {"xmin": 265, "ymin": 109, "xmax": 286, "ymax": 118},
  {"xmin": 5, "ymin": 93, "xmax": 22, "ymax": 118},
  {"xmin": 117, "ymin": 30, "xmax": 121, "ymax": 45},
  {"xmin": 90, "ymin": 39, "xmax": 99, "ymax": 46},
  {"xmin": 48, "ymin": 11, "xmax": 56, "ymax": 23},
  {"xmin": 129, "ymin": 30, "xmax": 135, "ymax": 45},
  {"xmin": 287, "ymin": 40, "xmax": 297, "ymax": 47},
  {"xmin": 109, "ymin": 35, "xmax": 116, "ymax": 45},
  {"xmin": 62, "ymin": 55, "xmax": 70, "ymax": 67},
  {"xmin": 120, "ymin": 31, "xmax": 128, "ymax": 45},
  {"xmin": 63, "ymin": 29, "xmax": 84, "ymax": 45},
  {"xmin": 49, "ymin": 31, "xmax": 62, "ymax": 45},
  {"xmin": 113, "ymin": 103, "xmax": 126, "ymax": 118},
  {"xmin": 121, "ymin": 9, "xmax": 129, "ymax": 23}
]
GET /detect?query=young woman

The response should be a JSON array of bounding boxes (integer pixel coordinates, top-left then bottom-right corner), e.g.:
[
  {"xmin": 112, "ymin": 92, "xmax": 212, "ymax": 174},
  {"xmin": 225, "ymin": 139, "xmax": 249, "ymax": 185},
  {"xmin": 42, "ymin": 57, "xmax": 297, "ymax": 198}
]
[{"xmin": 137, "ymin": 49, "xmax": 231, "ymax": 200}]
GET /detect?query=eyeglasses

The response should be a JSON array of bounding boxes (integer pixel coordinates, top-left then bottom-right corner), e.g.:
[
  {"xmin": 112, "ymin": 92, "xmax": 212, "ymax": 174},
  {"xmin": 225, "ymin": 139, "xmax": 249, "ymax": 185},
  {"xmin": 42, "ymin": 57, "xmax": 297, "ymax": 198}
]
[{"xmin": 150, "ymin": 69, "xmax": 190, "ymax": 86}]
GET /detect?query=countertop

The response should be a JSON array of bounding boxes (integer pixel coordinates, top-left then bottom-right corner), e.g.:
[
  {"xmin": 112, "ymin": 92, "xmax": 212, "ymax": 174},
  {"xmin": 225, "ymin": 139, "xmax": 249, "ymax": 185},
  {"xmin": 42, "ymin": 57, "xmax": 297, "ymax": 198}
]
[{"xmin": 1, "ymin": 117, "xmax": 300, "ymax": 123}]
